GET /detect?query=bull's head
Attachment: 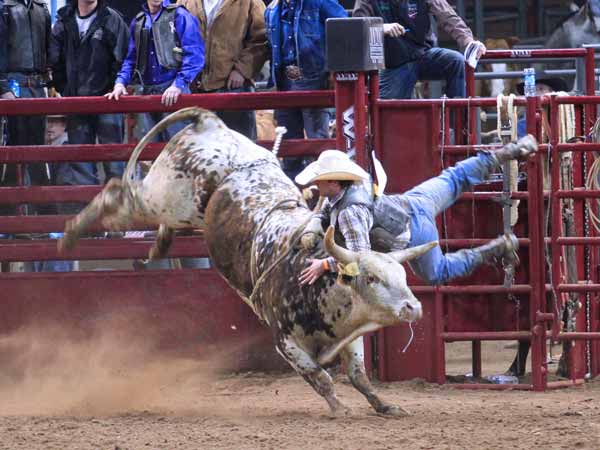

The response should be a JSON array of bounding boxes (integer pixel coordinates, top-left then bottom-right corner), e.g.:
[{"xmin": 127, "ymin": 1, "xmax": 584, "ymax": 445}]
[
  {"xmin": 325, "ymin": 226, "xmax": 435, "ymax": 326},
  {"xmin": 317, "ymin": 227, "xmax": 436, "ymax": 365},
  {"xmin": 317, "ymin": 227, "xmax": 436, "ymax": 366}
]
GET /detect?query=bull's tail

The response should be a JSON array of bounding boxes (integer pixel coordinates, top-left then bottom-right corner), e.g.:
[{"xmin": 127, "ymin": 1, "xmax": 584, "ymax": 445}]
[{"xmin": 122, "ymin": 107, "xmax": 205, "ymax": 190}]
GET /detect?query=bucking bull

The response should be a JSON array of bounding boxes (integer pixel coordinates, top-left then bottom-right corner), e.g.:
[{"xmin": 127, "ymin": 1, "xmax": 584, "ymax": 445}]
[{"xmin": 59, "ymin": 108, "xmax": 436, "ymax": 417}]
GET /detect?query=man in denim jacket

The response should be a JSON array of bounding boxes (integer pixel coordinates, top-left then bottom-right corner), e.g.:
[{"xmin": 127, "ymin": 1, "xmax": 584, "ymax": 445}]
[{"xmin": 265, "ymin": 0, "xmax": 347, "ymax": 180}]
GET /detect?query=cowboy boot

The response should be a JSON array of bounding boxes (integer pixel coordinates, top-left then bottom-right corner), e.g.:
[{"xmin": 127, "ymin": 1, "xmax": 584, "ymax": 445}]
[
  {"xmin": 476, "ymin": 233, "xmax": 520, "ymax": 266},
  {"xmin": 494, "ymin": 134, "xmax": 539, "ymax": 165}
]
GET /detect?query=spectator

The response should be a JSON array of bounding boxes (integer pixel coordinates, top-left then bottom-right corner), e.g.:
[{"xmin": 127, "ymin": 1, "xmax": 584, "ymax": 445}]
[
  {"xmin": 353, "ymin": 0, "xmax": 486, "ymax": 99},
  {"xmin": 264, "ymin": 0, "xmax": 347, "ymax": 180},
  {"xmin": 50, "ymin": 0, "xmax": 130, "ymax": 186},
  {"xmin": 0, "ymin": 0, "xmax": 52, "ymax": 215},
  {"xmin": 178, "ymin": 0, "xmax": 269, "ymax": 140},
  {"xmin": 515, "ymin": 76, "xmax": 567, "ymax": 139},
  {"xmin": 105, "ymin": 0, "xmax": 205, "ymax": 142},
  {"xmin": 29, "ymin": 114, "xmax": 76, "ymax": 273}
]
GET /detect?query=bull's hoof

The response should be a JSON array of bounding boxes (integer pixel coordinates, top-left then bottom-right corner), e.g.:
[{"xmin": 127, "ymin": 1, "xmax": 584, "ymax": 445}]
[
  {"xmin": 330, "ymin": 405, "xmax": 352, "ymax": 418},
  {"xmin": 376, "ymin": 404, "xmax": 410, "ymax": 418}
]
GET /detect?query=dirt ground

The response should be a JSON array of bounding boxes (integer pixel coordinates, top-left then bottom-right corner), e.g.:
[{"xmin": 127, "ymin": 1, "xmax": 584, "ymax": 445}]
[{"xmin": 1, "ymin": 328, "xmax": 599, "ymax": 450}]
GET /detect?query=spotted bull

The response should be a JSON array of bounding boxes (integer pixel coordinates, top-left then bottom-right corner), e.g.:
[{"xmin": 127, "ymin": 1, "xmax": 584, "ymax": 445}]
[{"xmin": 59, "ymin": 108, "xmax": 436, "ymax": 417}]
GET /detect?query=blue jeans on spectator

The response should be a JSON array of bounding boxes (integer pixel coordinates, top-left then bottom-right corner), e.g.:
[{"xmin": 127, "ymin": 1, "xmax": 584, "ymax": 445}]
[
  {"xmin": 379, "ymin": 47, "xmax": 466, "ymax": 99},
  {"xmin": 64, "ymin": 113, "xmax": 125, "ymax": 185},
  {"xmin": 275, "ymin": 73, "xmax": 330, "ymax": 180},
  {"xmin": 402, "ymin": 152, "xmax": 496, "ymax": 284},
  {"xmin": 134, "ymin": 81, "xmax": 191, "ymax": 142}
]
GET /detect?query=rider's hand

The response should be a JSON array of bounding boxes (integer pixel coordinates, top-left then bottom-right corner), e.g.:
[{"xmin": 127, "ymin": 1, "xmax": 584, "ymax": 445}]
[
  {"xmin": 383, "ymin": 23, "xmax": 406, "ymax": 38},
  {"xmin": 105, "ymin": 83, "xmax": 128, "ymax": 101},
  {"xmin": 299, "ymin": 258, "xmax": 327, "ymax": 285},
  {"xmin": 161, "ymin": 85, "xmax": 182, "ymax": 107},
  {"xmin": 227, "ymin": 69, "xmax": 245, "ymax": 90},
  {"xmin": 1, "ymin": 91, "xmax": 16, "ymax": 100}
]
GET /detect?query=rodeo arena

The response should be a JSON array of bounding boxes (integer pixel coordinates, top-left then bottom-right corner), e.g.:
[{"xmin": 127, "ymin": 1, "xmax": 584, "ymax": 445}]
[{"xmin": 5, "ymin": 0, "xmax": 600, "ymax": 449}]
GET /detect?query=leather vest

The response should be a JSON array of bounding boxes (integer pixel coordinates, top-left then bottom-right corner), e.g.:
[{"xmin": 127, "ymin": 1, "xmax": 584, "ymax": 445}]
[
  {"xmin": 331, "ymin": 183, "xmax": 412, "ymax": 247},
  {"xmin": 374, "ymin": 0, "xmax": 431, "ymax": 68},
  {"xmin": 3, "ymin": 0, "xmax": 49, "ymax": 73},
  {"xmin": 134, "ymin": 5, "xmax": 182, "ymax": 78}
]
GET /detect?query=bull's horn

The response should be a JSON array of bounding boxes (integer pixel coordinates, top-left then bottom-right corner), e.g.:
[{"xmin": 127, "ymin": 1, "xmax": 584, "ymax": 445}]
[
  {"xmin": 324, "ymin": 226, "xmax": 359, "ymax": 264},
  {"xmin": 390, "ymin": 241, "xmax": 438, "ymax": 264}
]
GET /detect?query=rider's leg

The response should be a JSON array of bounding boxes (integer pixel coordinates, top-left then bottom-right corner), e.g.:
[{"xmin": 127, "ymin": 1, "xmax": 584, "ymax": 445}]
[
  {"xmin": 407, "ymin": 212, "xmax": 519, "ymax": 284},
  {"xmin": 403, "ymin": 135, "xmax": 537, "ymax": 218}
]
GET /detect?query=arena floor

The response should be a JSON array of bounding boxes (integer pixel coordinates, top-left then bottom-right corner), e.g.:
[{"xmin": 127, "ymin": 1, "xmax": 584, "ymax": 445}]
[{"xmin": 1, "ymin": 330, "xmax": 599, "ymax": 450}]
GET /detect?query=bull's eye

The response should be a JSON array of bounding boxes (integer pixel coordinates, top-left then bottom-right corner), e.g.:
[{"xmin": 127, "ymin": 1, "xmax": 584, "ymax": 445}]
[{"xmin": 337, "ymin": 274, "xmax": 356, "ymax": 286}]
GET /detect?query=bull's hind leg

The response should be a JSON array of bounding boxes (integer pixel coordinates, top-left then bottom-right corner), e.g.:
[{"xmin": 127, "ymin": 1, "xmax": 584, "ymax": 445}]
[
  {"xmin": 340, "ymin": 337, "xmax": 409, "ymax": 417},
  {"xmin": 148, "ymin": 224, "xmax": 175, "ymax": 261},
  {"xmin": 276, "ymin": 336, "xmax": 350, "ymax": 416},
  {"xmin": 58, "ymin": 178, "xmax": 130, "ymax": 252}
]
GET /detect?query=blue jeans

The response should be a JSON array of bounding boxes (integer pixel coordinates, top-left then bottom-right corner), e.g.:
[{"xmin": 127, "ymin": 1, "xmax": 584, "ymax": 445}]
[
  {"xmin": 379, "ymin": 47, "xmax": 466, "ymax": 99},
  {"xmin": 63, "ymin": 113, "xmax": 125, "ymax": 185},
  {"xmin": 135, "ymin": 81, "xmax": 191, "ymax": 142},
  {"xmin": 275, "ymin": 73, "xmax": 331, "ymax": 180},
  {"xmin": 403, "ymin": 152, "xmax": 496, "ymax": 285}
]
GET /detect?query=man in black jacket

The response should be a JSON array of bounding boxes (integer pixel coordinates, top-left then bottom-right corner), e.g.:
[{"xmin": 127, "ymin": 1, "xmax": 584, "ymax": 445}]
[
  {"xmin": 0, "ymin": 0, "xmax": 52, "ymax": 214},
  {"xmin": 50, "ymin": 0, "xmax": 129, "ymax": 186},
  {"xmin": 353, "ymin": 0, "xmax": 485, "ymax": 99}
]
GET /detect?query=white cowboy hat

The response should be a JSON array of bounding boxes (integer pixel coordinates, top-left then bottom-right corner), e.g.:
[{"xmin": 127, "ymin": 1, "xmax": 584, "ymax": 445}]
[{"xmin": 294, "ymin": 150, "xmax": 370, "ymax": 185}]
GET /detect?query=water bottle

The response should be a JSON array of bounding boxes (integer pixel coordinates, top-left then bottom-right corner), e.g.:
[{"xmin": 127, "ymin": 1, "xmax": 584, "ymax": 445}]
[
  {"xmin": 9, "ymin": 79, "xmax": 20, "ymax": 98},
  {"xmin": 523, "ymin": 68, "xmax": 536, "ymax": 97},
  {"xmin": 488, "ymin": 374, "xmax": 519, "ymax": 384}
]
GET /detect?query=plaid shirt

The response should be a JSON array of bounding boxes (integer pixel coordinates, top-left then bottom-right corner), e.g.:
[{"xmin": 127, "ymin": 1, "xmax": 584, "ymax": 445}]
[{"xmin": 317, "ymin": 188, "xmax": 374, "ymax": 272}]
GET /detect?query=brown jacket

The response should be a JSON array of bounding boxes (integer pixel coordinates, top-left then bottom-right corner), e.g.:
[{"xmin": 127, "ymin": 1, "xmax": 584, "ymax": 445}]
[{"xmin": 178, "ymin": 0, "xmax": 268, "ymax": 91}]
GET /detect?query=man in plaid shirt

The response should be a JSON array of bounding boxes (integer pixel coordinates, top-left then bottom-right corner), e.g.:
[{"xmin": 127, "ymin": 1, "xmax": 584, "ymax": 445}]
[{"xmin": 296, "ymin": 137, "xmax": 538, "ymax": 286}]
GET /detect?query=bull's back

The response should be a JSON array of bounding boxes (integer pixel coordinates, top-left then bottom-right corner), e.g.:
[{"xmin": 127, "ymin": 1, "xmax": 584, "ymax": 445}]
[{"xmin": 203, "ymin": 168, "xmax": 306, "ymax": 297}]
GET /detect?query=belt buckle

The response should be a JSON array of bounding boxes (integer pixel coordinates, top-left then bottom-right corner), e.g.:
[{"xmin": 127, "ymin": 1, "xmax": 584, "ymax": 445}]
[{"xmin": 285, "ymin": 65, "xmax": 302, "ymax": 81}]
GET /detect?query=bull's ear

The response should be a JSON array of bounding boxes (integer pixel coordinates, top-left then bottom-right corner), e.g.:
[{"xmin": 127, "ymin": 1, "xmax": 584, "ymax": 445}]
[
  {"xmin": 390, "ymin": 241, "xmax": 438, "ymax": 264},
  {"xmin": 339, "ymin": 262, "xmax": 360, "ymax": 277}
]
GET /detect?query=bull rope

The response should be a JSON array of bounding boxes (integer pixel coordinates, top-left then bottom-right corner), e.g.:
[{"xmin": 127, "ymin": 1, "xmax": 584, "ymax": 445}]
[{"xmin": 248, "ymin": 198, "xmax": 326, "ymax": 315}]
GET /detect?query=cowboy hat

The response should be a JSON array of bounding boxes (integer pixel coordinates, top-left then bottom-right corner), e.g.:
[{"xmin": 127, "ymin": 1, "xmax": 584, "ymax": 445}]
[
  {"xmin": 516, "ymin": 76, "xmax": 568, "ymax": 95},
  {"xmin": 295, "ymin": 150, "xmax": 370, "ymax": 186}
]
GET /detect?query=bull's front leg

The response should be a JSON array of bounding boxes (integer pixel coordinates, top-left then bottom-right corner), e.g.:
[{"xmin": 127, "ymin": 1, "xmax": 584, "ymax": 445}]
[
  {"xmin": 340, "ymin": 337, "xmax": 409, "ymax": 417},
  {"xmin": 276, "ymin": 335, "xmax": 350, "ymax": 416}
]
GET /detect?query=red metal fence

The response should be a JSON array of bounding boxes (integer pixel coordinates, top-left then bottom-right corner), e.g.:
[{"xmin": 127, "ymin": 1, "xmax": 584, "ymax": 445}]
[
  {"xmin": 0, "ymin": 91, "xmax": 335, "ymax": 371},
  {"xmin": 1, "ymin": 48, "xmax": 600, "ymax": 389}
]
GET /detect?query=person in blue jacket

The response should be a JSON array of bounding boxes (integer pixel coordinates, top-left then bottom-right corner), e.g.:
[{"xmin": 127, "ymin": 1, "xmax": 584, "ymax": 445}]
[
  {"xmin": 106, "ymin": 0, "xmax": 204, "ymax": 141},
  {"xmin": 264, "ymin": 0, "xmax": 347, "ymax": 180}
]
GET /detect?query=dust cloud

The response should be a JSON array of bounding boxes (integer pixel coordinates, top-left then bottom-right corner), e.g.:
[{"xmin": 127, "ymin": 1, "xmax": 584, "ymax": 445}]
[{"xmin": 0, "ymin": 319, "xmax": 235, "ymax": 417}]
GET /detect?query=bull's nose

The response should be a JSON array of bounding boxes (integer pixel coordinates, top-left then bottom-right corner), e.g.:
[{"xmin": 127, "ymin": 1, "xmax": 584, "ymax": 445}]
[{"xmin": 414, "ymin": 303, "xmax": 423, "ymax": 320}]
